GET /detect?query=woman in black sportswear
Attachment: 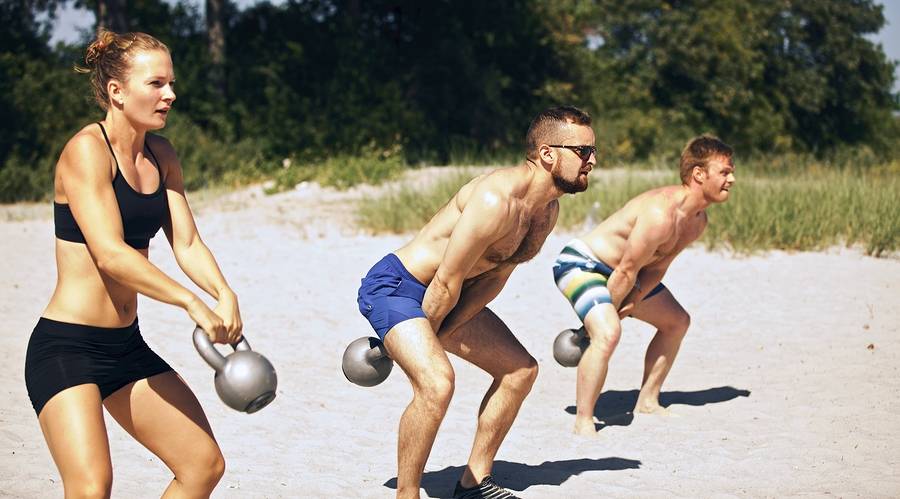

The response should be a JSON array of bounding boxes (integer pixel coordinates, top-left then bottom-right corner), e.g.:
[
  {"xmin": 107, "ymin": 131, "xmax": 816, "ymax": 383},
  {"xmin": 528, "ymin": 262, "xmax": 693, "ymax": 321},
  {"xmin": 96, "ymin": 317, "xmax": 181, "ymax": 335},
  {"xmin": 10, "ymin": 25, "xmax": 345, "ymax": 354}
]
[{"xmin": 24, "ymin": 29, "xmax": 241, "ymax": 498}]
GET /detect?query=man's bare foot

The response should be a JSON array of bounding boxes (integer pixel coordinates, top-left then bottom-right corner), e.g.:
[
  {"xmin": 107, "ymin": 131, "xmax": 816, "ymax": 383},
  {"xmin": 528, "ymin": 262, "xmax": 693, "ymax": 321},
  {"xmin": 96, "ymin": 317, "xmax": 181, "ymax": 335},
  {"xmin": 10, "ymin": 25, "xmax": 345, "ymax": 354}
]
[
  {"xmin": 573, "ymin": 419, "xmax": 599, "ymax": 437},
  {"xmin": 635, "ymin": 401, "xmax": 676, "ymax": 416}
]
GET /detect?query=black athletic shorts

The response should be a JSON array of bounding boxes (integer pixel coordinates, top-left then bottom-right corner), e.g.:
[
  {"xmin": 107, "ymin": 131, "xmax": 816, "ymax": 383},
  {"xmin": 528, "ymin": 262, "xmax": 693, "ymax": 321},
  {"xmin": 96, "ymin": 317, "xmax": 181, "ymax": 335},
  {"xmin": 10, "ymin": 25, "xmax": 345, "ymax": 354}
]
[{"xmin": 24, "ymin": 317, "xmax": 173, "ymax": 416}]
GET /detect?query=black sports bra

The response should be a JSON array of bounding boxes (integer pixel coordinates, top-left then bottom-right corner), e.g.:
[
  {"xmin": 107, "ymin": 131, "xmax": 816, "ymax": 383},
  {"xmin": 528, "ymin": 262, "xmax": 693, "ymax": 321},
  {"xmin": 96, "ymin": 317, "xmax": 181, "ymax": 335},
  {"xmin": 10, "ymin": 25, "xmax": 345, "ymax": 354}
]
[{"xmin": 54, "ymin": 123, "xmax": 169, "ymax": 250}]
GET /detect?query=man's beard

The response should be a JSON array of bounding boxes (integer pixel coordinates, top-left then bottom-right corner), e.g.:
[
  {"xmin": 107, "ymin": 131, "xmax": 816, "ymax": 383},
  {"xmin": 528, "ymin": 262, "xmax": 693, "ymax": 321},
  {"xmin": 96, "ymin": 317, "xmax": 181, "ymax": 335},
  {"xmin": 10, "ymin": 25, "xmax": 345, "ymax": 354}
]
[{"xmin": 552, "ymin": 167, "xmax": 589, "ymax": 194}]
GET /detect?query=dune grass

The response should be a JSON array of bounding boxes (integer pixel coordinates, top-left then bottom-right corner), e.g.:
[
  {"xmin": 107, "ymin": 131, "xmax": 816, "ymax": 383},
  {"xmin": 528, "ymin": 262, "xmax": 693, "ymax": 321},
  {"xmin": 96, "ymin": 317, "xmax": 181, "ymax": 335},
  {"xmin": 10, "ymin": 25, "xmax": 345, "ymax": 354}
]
[
  {"xmin": 355, "ymin": 162, "xmax": 899, "ymax": 257},
  {"xmin": 701, "ymin": 166, "xmax": 899, "ymax": 256},
  {"xmin": 355, "ymin": 169, "xmax": 479, "ymax": 233}
]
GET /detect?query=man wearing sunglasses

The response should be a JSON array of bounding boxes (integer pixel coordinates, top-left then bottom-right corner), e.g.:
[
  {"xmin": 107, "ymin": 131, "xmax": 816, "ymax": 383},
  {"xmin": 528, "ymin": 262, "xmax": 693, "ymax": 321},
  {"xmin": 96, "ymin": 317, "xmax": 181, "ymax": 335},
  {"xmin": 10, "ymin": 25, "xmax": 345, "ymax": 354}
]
[
  {"xmin": 356, "ymin": 106, "xmax": 594, "ymax": 498},
  {"xmin": 553, "ymin": 135, "xmax": 736, "ymax": 436}
]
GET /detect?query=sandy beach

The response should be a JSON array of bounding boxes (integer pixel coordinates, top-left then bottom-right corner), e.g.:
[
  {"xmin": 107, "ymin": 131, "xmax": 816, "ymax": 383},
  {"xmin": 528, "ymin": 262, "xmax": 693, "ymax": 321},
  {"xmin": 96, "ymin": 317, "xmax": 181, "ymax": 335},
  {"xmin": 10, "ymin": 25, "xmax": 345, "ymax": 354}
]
[{"xmin": 1, "ymin": 182, "xmax": 898, "ymax": 498}]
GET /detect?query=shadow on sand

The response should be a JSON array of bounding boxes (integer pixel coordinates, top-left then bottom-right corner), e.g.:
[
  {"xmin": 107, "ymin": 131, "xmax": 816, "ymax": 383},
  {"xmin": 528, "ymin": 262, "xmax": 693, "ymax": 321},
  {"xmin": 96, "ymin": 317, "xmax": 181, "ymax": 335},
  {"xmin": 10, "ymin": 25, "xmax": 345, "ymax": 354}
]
[
  {"xmin": 564, "ymin": 386, "xmax": 751, "ymax": 430},
  {"xmin": 384, "ymin": 457, "xmax": 641, "ymax": 496}
]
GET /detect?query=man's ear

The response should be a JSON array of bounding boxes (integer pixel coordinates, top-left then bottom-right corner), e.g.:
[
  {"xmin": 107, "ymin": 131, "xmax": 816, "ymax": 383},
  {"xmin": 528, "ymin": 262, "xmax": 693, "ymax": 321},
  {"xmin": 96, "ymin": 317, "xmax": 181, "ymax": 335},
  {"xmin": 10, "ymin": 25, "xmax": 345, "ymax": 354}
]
[
  {"xmin": 692, "ymin": 165, "xmax": 706, "ymax": 183},
  {"xmin": 538, "ymin": 144, "xmax": 556, "ymax": 166}
]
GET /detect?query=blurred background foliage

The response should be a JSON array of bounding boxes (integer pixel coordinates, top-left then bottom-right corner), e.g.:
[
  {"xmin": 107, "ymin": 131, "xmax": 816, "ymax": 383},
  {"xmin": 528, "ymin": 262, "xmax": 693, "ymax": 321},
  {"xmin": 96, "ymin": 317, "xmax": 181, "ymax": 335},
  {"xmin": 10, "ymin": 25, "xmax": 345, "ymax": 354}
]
[{"xmin": 2, "ymin": 0, "xmax": 897, "ymax": 201}]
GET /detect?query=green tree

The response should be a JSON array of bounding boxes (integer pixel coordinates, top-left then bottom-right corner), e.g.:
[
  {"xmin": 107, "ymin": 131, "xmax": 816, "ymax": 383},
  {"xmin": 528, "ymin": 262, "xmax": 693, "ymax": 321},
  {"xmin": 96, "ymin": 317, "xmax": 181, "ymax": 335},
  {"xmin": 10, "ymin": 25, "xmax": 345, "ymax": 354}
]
[
  {"xmin": 591, "ymin": 0, "xmax": 897, "ymax": 156},
  {"xmin": 225, "ymin": 0, "xmax": 595, "ymax": 162},
  {"xmin": 0, "ymin": 1, "xmax": 98, "ymax": 201}
]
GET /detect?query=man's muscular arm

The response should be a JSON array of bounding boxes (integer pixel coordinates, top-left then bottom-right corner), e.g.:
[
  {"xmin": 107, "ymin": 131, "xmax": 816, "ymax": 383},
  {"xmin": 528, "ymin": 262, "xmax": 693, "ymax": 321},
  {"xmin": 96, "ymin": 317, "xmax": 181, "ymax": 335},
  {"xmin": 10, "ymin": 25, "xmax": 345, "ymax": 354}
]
[
  {"xmin": 440, "ymin": 199, "xmax": 558, "ymax": 334},
  {"xmin": 422, "ymin": 188, "xmax": 511, "ymax": 333},
  {"xmin": 436, "ymin": 264, "xmax": 516, "ymax": 336},
  {"xmin": 617, "ymin": 262, "xmax": 670, "ymax": 318},
  {"xmin": 616, "ymin": 212, "xmax": 708, "ymax": 317},
  {"xmin": 606, "ymin": 209, "xmax": 673, "ymax": 309}
]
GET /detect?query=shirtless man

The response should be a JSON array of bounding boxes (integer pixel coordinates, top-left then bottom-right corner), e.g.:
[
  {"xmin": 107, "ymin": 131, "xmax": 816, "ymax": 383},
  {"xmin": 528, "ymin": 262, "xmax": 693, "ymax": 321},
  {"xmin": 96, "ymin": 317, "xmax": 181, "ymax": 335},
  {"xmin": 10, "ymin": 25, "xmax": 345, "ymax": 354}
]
[
  {"xmin": 356, "ymin": 106, "xmax": 595, "ymax": 498},
  {"xmin": 552, "ymin": 135, "xmax": 735, "ymax": 436}
]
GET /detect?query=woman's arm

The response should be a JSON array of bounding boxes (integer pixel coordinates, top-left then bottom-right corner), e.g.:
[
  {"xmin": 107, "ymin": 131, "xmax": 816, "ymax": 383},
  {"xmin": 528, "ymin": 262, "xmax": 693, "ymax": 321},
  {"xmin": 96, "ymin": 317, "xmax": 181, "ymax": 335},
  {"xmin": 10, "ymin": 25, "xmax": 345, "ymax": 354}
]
[
  {"xmin": 153, "ymin": 136, "xmax": 242, "ymax": 342},
  {"xmin": 61, "ymin": 131, "xmax": 226, "ymax": 339}
]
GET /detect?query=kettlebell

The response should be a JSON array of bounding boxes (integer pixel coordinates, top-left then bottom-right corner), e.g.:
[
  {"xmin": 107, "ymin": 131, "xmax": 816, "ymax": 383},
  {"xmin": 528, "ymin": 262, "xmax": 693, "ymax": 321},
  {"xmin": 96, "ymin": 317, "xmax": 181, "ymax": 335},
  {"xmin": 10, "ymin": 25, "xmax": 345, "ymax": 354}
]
[
  {"xmin": 553, "ymin": 326, "xmax": 590, "ymax": 367},
  {"xmin": 342, "ymin": 336, "xmax": 393, "ymax": 387},
  {"xmin": 192, "ymin": 327, "xmax": 277, "ymax": 413}
]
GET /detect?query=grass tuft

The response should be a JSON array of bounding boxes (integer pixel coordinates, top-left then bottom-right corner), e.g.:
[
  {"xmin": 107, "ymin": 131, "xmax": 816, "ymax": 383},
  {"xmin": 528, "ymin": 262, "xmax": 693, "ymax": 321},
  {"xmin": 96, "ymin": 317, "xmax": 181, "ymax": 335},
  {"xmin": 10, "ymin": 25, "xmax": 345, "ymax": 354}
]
[{"xmin": 355, "ymin": 161, "xmax": 899, "ymax": 257}]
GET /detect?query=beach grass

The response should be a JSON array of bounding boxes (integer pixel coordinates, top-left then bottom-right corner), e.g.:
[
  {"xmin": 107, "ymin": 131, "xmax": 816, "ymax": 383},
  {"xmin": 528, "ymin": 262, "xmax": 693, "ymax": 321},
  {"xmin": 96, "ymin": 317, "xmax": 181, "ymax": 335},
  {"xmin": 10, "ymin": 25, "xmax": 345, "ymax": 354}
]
[
  {"xmin": 355, "ymin": 161, "xmax": 899, "ymax": 257},
  {"xmin": 355, "ymin": 169, "xmax": 478, "ymax": 233}
]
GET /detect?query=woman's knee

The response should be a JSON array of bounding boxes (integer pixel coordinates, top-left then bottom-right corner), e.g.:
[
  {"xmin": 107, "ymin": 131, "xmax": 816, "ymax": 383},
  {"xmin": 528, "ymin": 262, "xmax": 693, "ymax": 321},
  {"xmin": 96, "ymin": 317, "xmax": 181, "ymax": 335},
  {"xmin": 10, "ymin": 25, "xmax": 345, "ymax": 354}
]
[
  {"xmin": 207, "ymin": 450, "xmax": 226, "ymax": 484},
  {"xmin": 63, "ymin": 469, "xmax": 113, "ymax": 499},
  {"xmin": 176, "ymin": 445, "xmax": 225, "ymax": 491},
  {"xmin": 210, "ymin": 452, "xmax": 226, "ymax": 485}
]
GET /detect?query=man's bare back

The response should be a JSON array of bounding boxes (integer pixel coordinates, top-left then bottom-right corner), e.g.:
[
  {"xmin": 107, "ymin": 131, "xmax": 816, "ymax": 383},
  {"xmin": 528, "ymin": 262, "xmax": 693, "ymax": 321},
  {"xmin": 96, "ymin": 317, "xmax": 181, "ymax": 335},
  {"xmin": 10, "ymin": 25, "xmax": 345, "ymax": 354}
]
[{"xmin": 582, "ymin": 185, "xmax": 708, "ymax": 274}]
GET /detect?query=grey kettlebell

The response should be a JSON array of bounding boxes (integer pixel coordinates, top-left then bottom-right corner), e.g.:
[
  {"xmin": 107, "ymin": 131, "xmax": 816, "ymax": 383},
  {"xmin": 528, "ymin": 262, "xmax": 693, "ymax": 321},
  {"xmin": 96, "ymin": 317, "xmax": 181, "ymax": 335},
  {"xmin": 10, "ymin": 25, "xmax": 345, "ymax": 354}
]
[
  {"xmin": 342, "ymin": 336, "xmax": 393, "ymax": 387},
  {"xmin": 193, "ymin": 327, "xmax": 277, "ymax": 413},
  {"xmin": 553, "ymin": 327, "xmax": 590, "ymax": 367}
]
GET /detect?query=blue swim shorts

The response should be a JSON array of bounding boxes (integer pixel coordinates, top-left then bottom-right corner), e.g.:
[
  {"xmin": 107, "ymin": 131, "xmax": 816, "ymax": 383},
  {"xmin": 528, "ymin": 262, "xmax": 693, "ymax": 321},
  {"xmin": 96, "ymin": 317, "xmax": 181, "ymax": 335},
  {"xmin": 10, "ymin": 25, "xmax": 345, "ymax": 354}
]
[{"xmin": 357, "ymin": 254, "xmax": 428, "ymax": 340}]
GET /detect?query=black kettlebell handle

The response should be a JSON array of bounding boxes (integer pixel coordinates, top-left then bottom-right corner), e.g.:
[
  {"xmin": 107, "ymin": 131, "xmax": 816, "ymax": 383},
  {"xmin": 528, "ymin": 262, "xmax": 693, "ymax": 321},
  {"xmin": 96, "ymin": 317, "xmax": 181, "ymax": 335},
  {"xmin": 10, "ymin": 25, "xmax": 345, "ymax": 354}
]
[
  {"xmin": 367, "ymin": 337, "xmax": 390, "ymax": 361},
  {"xmin": 192, "ymin": 326, "xmax": 251, "ymax": 372}
]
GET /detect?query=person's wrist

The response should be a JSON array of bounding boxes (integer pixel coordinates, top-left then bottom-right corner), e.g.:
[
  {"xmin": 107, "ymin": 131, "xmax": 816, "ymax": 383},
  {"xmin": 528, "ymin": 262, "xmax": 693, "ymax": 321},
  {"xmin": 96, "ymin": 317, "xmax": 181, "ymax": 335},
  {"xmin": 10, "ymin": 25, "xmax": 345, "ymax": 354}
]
[
  {"xmin": 181, "ymin": 292, "xmax": 201, "ymax": 311},
  {"xmin": 217, "ymin": 287, "xmax": 236, "ymax": 302}
]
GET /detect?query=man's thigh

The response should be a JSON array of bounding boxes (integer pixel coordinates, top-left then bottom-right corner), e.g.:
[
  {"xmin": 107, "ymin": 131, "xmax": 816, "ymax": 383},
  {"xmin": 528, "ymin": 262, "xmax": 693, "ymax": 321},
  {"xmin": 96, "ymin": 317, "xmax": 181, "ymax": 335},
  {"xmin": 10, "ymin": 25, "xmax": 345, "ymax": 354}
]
[
  {"xmin": 438, "ymin": 308, "xmax": 533, "ymax": 378},
  {"xmin": 629, "ymin": 287, "xmax": 689, "ymax": 331},
  {"xmin": 384, "ymin": 318, "xmax": 454, "ymax": 386},
  {"xmin": 582, "ymin": 302, "xmax": 622, "ymax": 343}
]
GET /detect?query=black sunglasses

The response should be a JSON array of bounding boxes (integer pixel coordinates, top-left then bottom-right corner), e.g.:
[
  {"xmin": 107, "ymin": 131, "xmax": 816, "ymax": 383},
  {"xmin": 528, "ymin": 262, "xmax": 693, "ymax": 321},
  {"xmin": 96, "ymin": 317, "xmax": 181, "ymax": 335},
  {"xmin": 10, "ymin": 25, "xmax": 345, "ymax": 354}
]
[{"xmin": 549, "ymin": 144, "xmax": 596, "ymax": 161}]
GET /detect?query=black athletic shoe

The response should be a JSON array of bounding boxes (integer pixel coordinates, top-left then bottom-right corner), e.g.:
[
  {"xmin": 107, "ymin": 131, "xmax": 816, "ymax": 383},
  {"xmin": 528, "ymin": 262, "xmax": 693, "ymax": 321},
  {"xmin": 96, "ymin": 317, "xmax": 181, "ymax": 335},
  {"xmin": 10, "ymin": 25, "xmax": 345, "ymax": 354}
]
[{"xmin": 452, "ymin": 476, "xmax": 520, "ymax": 499}]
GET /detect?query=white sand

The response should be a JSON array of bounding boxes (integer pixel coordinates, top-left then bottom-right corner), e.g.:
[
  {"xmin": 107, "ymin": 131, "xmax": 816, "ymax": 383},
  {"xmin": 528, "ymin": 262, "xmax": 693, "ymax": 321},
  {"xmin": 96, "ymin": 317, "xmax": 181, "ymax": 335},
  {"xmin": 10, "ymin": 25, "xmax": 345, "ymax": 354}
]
[{"xmin": 1, "ymin": 184, "xmax": 898, "ymax": 498}]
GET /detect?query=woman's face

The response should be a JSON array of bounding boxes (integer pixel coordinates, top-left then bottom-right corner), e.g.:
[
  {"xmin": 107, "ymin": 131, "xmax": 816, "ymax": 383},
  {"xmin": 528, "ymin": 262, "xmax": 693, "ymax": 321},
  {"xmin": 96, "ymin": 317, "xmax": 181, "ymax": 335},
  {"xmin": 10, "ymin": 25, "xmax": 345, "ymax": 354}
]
[{"xmin": 119, "ymin": 49, "xmax": 176, "ymax": 130}]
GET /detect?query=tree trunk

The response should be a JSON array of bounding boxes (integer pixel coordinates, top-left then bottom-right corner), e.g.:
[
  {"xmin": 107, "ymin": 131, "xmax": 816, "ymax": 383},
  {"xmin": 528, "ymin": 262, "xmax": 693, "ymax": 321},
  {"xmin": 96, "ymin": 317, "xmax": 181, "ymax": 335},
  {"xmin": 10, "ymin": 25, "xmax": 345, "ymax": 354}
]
[
  {"xmin": 96, "ymin": 0, "xmax": 128, "ymax": 33},
  {"xmin": 206, "ymin": 0, "xmax": 227, "ymax": 101}
]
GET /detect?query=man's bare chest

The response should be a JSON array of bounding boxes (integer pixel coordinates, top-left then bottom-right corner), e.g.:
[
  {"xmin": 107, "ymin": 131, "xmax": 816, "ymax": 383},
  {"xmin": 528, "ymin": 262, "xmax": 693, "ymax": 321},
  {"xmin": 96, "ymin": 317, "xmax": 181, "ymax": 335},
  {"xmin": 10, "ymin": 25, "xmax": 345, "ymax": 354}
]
[
  {"xmin": 652, "ymin": 216, "xmax": 703, "ymax": 260},
  {"xmin": 485, "ymin": 214, "xmax": 554, "ymax": 265}
]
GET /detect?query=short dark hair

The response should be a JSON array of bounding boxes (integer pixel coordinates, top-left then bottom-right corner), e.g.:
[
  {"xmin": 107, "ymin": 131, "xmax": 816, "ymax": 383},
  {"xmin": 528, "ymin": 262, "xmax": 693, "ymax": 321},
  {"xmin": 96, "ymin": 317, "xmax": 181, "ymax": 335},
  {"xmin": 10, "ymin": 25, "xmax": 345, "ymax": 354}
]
[
  {"xmin": 679, "ymin": 135, "xmax": 733, "ymax": 185},
  {"xmin": 525, "ymin": 106, "xmax": 592, "ymax": 160}
]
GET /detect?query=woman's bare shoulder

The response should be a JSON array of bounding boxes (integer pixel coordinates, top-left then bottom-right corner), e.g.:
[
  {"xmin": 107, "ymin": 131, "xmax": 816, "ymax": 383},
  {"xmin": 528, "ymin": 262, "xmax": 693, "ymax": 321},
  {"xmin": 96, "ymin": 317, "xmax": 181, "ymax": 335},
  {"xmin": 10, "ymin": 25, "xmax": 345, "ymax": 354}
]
[
  {"xmin": 146, "ymin": 133, "xmax": 175, "ymax": 155},
  {"xmin": 57, "ymin": 125, "xmax": 112, "ymax": 174}
]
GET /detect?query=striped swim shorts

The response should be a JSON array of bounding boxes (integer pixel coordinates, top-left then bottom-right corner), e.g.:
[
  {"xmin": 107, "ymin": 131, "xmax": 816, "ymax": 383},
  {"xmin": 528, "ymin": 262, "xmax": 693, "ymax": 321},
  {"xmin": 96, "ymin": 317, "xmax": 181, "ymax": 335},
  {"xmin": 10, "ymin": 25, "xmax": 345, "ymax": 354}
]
[{"xmin": 552, "ymin": 238, "xmax": 666, "ymax": 321}]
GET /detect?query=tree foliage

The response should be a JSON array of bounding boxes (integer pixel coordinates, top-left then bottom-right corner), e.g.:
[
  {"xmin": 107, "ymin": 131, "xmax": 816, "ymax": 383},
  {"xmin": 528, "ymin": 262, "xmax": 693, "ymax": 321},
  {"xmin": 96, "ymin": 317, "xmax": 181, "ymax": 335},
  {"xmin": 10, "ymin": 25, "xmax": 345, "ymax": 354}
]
[
  {"xmin": 1, "ymin": 0, "xmax": 896, "ymax": 201},
  {"xmin": 591, "ymin": 0, "xmax": 898, "ymax": 156}
]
